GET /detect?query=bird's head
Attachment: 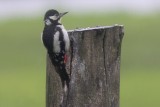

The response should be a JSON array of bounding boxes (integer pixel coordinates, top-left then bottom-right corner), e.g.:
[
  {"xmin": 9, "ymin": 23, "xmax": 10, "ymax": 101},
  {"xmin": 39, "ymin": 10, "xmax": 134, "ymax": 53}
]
[{"xmin": 44, "ymin": 9, "xmax": 68, "ymax": 26}]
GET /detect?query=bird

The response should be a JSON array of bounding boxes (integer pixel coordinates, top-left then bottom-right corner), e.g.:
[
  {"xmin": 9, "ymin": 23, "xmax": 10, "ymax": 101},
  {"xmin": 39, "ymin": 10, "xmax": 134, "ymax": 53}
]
[{"xmin": 42, "ymin": 9, "xmax": 70, "ymax": 89}]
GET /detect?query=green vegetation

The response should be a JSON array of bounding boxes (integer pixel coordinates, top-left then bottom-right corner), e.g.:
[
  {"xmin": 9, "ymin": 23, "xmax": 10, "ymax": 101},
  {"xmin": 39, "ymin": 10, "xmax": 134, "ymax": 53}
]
[{"xmin": 0, "ymin": 13, "xmax": 160, "ymax": 107}]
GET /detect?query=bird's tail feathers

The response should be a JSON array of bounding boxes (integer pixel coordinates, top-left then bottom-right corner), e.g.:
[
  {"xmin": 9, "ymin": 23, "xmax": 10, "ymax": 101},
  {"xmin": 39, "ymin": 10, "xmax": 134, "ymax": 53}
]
[{"xmin": 48, "ymin": 53, "xmax": 70, "ymax": 87}]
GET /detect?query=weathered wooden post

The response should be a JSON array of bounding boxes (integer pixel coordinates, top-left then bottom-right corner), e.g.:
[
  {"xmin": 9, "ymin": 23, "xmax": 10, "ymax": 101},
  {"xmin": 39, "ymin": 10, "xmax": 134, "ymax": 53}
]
[{"xmin": 46, "ymin": 25, "xmax": 124, "ymax": 107}]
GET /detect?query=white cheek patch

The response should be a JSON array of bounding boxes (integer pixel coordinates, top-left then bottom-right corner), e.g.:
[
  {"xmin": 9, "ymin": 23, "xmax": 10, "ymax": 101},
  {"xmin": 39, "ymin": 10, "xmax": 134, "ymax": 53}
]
[{"xmin": 49, "ymin": 15, "xmax": 58, "ymax": 20}]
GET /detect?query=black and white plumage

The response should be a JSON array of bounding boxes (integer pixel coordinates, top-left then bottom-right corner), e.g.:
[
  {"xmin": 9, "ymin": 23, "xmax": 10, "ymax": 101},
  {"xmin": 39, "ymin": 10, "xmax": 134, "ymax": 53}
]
[{"xmin": 42, "ymin": 9, "xmax": 70, "ymax": 88}]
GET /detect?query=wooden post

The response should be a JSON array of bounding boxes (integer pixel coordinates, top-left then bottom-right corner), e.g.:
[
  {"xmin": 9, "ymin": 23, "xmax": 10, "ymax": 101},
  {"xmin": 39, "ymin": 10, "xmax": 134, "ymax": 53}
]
[{"xmin": 46, "ymin": 25, "xmax": 124, "ymax": 107}]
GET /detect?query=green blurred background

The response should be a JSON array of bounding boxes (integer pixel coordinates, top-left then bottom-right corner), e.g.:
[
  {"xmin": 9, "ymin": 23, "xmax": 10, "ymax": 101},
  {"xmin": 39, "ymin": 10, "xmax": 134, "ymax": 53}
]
[{"xmin": 0, "ymin": 0, "xmax": 160, "ymax": 107}]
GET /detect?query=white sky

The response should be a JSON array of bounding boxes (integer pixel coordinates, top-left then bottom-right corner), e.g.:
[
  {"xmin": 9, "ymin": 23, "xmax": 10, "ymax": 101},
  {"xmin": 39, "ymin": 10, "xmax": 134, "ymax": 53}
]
[{"xmin": 0, "ymin": 0, "xmax": 160, "ymax": 19}]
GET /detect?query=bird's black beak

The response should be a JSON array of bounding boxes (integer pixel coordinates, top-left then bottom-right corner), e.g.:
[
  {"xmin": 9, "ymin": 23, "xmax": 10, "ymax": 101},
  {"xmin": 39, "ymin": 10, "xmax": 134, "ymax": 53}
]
[{"xmin": 59, "ymin": 12, "xmax": 68, "ymax": 18}]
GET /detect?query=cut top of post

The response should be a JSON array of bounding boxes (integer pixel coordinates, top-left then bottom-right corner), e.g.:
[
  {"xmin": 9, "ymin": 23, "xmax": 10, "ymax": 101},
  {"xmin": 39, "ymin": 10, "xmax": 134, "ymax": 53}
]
[{"xmin": 67, "ymin": 25, "xmax": 124, "ymax": 33}]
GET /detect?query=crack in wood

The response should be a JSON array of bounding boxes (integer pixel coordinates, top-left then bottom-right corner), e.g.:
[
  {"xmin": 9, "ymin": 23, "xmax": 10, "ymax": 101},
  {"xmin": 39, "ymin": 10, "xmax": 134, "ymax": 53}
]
[{"xmin": 102, "ymin": 29, "xmax": 107, "ymax": 80}]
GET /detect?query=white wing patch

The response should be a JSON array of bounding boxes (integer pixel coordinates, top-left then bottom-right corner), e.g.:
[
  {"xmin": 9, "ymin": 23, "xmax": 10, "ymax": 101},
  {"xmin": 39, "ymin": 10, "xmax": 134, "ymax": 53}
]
[
  {"xmin": 53, "ymin": 31, "xmax": 61, "ymax": 53},
  {"xmin": 63, "ymin": 29, "xmax": 70, "ymax": 51},
  {"xmin": 57, "ymin": 25, "xmax": 70, "ymax": 51}
]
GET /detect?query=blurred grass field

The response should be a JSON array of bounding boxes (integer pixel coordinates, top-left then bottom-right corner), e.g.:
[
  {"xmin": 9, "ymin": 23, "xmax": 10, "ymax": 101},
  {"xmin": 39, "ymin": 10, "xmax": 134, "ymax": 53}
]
[{"xmin": 0, "ymin": 13, "xmax": 160, "ymax": 107}]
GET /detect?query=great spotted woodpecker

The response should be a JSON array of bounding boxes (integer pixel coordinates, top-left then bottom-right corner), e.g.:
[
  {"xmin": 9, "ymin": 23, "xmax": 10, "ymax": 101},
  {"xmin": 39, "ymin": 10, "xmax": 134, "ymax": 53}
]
[{"xmin": 42, "ymin": 9, "xmax": 70, "ymax": 88}]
